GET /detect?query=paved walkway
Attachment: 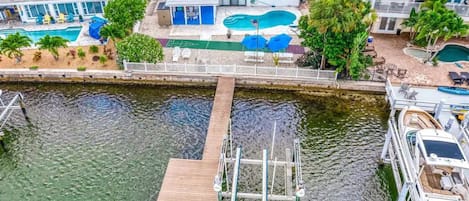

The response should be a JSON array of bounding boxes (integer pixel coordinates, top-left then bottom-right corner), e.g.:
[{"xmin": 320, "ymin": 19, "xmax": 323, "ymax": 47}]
[{"xmin": 158, "ymin": 77, "xmax": 235, "ymax": 201}]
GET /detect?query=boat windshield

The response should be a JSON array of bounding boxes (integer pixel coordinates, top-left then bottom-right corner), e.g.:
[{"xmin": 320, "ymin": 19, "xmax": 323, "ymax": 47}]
[{"xmin": 423, "ymin": 140, "xmax": 465, "ymax": 160}]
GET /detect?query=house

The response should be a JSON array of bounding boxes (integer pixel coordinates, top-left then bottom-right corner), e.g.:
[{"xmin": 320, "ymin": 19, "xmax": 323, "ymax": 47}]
[
  {"xmin": 0, "ymin": 0, "xmax": 107, "ymax": 23},
  {"xmin": 370, "ymin": 0, "xmax": 469, "ymax": 34}
]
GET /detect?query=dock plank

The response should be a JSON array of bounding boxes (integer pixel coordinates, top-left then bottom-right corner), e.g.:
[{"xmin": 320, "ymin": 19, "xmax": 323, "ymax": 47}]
[{"xmin": 158, "ymin": 77, "xmax": 235, "ymax": 201}]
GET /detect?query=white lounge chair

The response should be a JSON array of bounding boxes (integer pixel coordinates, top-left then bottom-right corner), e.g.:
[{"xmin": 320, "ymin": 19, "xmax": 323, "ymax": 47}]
[
  {"xmin": 172, "ymin": 47, "xmax": 181, "ymax": 62},
  {"xmin": 182, "ymin": 48, "xmax": 191, "ymax": 60}
]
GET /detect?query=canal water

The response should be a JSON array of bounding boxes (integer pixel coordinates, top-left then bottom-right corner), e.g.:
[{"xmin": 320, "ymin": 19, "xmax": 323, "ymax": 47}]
[{"xmin": 0, "ymin": 83, "xmax": 394, "ymax": 201}]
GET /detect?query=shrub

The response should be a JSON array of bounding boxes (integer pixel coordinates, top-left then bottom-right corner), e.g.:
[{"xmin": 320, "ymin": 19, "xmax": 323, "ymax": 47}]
[
  {"xmin": 99, "ymin": 55, "xmax": 108, "ymax": 65},
  {"xmin": 29, "ymin": 65, "xmax": 39, "ymax": 70},
  {"xmin": 92, "ymin": 55, "xmax": 100, "ymax": 62},
  {"xmin": 77, "ymin": 66, "xmax": 86, "ymax": 71},
  {"xmin": 33, "ymin": 51, "xmax": 42, "ymax": 62},
  {"xmin": 272, "ymin": 54, "xmax": 280, "ymax": 66},
  {"xmin": 432, "ymin": 56, "xmax": 439, "ymax": 67},
  {"xmin": 295, "ymin": 51, "xmax": 321, "ymax": 68},
  {"xmin": 89, "ymin": 45, "xmax": 99, "ymax": 53},
  {"xmin": 77, "ymin": 48, "xmax": 86, "ymax": 60}
]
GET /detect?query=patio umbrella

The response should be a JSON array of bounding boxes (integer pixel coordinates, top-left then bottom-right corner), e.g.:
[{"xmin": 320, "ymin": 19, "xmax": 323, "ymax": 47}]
[
  {"xmin": 267, "ymin": 33, "xmax": 292, "ymax": 52},
  {"xmin": 241, "ymin": 35, "xmax": 267, "ymax": 50}
]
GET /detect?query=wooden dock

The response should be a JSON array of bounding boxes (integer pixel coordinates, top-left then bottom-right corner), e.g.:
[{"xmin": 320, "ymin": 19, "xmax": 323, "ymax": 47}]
[{"xmin": 158, "ymin": 77, "xmax": 235, "ymax": 201}]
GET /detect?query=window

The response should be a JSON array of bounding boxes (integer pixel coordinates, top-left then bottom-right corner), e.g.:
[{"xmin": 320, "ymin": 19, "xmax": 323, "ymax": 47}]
[
  {"xmin": 54, "ymin": 3, "xmax": 78, "ymax": 16},
  {"xmin": 378, "ymin": 17, "xmax": 397, "ymax": 31},
  {"xmin": 25, "ymin": 4, "xmax": 49, "ymax": 18},
  {"xmin": 82, "ymin": 1, "xmax": 106, "ymax": 15}
]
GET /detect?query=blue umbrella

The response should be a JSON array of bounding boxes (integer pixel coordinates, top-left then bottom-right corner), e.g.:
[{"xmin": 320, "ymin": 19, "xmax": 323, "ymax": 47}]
[
  {"xmin": 241, "ymin": 35, "xmax": 267, "ymax": 50},
  {"xmin": 267, "ymin": 33, "xmax": 292, "ymax": 52}
]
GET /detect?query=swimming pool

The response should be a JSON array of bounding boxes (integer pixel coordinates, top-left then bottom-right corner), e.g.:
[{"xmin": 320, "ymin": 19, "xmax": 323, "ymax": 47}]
[
  {"xmin": 0, "ymin": 26, "xmax": 82, "ymax": 43},
  {"xmin": 436, "ymin": 44, "xmax": 469, "ymax": 62},
  {"xmin": 223, "ymin": 11, "xmax": 296, "ymax": 31}
]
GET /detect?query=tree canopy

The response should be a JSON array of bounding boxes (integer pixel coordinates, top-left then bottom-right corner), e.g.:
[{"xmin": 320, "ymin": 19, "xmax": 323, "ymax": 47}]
[
  {"xmin": 0, "ymin": 32, "xmax": 32, "ymax": 63},
  {"xmin": 100, "ymin": 23, "xmax": 126, "ymax": 47},
  {"xmin": 36, "ymin": 35, "xmax": 69, "ymax": 60},
  {"xmin": 104, "ymin": 0, "xmax": 147, "ymax": 31},
  {"xmin": 116, "ymin": 33, "xmax": 164, "ymax": 64},
  {"xmin": 299, "ymin": 0, "xmax": 374, "ymax": 79}
]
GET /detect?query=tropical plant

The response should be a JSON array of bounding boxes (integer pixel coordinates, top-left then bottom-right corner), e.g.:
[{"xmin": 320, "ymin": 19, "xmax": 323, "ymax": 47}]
[
  {"xmin": 414, "ymin": 0, "xmax": 469, "ymax": 52},
  {"xmin": 99, "ymin": 55, "xmax": 107, "ymax": 65},
  {"xmin": 36, "ymin": 35, "xmax": 69, "ymax": 60},
  {"xmin": 272, "ymin": 54, "xmax": 279, "ymax": 66},
  {"xmin": 0, "ymin": 32, "xmax": 32, "ymax": 63},
  {"xmin": 33, "ymin": 51, "xmax": 42, "ymax": 62},
  {"xmin": 77, "ymin": 48, "xmax": 86, "ymax": 60},
  {"xmin": 69, "ymin": 49, "xmax": 76, "ymax": 59},
  {"xmin": 401, "ymin": 8, "xmax": 418, "ymax": 41},
  {"xmin": 295, "ymin": 51, "xmax": 322, "ymax": 68},
  {"xmin": 77, "ymin": 66, "xmax": 86, "ymax": 71},
  {"xmin": 29, "ymin": 65, "xmax": 39, "ymax": 70},
  {"xmin": 104, "ymin": 0, "xmax": 147, "ymax": 31},
  {"xmin": 99, "ymin": 23, "xmax": 126, "ymax": 47},
  {"xmin": 300, "ymin": 0, "xmax": 374, "ymax": 79},
  {"xmin": 89, "ymin": 45, "xmax": 99, "ymax": 53},
  {"xmin": 116, "ymin": 33, "xmax": 164, "ymax": 66}
]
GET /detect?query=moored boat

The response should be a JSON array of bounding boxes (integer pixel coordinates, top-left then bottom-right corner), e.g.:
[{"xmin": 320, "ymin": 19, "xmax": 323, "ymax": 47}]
[
  {"xmin": 438, "ymin": 86, "xmax": 469, "ymax": 95},
  {"xmin": 399, "ymin": 106, "xmax": 469, "ymax": 201}
]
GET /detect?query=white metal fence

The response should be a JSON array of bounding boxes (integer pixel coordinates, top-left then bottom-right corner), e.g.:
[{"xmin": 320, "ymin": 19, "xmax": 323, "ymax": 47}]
[{"xmin": 123, "ymin": 61, "xmax": 337, "ymax": 81}]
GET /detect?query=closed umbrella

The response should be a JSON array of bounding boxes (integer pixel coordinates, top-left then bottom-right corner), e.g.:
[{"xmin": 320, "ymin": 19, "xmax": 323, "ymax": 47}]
[
  {"xmin": 267, "ymin": 33, "xmax": 292, "ymax": 52},
  {"xmin": 241, "ymin": 35, "xmax": 267, "ymax": 50}
]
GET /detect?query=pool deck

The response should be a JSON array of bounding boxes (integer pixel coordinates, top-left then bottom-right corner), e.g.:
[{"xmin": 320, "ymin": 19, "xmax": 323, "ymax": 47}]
[{"xmin": 157, "ymin": 77, "xmax": 235, "ymax": 201}]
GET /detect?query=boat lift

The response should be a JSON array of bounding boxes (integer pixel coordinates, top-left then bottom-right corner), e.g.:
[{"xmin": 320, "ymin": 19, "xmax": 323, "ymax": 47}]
[
  {"xmin": 380, "ymin": 80, "xmax": 469, "ymax": 201},
  {"xmin": 213, "ymin": 121, "xmax": 305, "ymax": 201},
  {"xmin": 0, "ymin": 90, "xmax": 28, "ymax": 143}
]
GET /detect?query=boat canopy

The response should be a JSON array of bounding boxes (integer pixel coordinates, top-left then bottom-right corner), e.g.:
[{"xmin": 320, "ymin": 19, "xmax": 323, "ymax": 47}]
[{"xmin": 417, "ymin": 129, "xmax": 469, "ymax": 169}]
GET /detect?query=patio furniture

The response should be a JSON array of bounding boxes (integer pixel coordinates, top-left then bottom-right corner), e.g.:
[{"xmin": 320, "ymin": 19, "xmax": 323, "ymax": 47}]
[
  {"xmin": 372, "ymin": 56, "xmax": 386, "ymax": 66},
  {"xmin": 399, "ymin": 83, "xmax": 410, "ymax": 95},
  {"xmin": 172, "ymin": 47, "xmax": 181, "ymax": 62},
  {"xmin": 449, "ymin": 72, "xmax": 464, "ymax": 85},
  {"xmin": 36, "ymin": 15, "xmax": 44, "ymax": 25},
  {"xmin": 58, "ymin": 13, "xmax": 65, "ymax": 23},
  {"xmin": 461, "ymin": 72, "xmax": 469, "ymax": 85},
  {"xmin": 405, "ymin": 90, "xmax": 418, "ymax": 100},
  {"xmin": 44, "ymin": 14, "xmax": 51, "ymax": 24},
  {"xmin": 396, "ymin": 68, "xmax": 407, "ymax": 79},
  {"xmin": 274, "ymin": 52, "xmax": 294, "ymax": 64},
  {"xmin": 182, "ymin": 48, "xmax": 191, "ymax": 59},
  {"xmin": 67, "ymin": 13, "xmax": 75, "ymax": 23},
  {"xmin": 364, "ymin": 45, "xmax": 375, "ymax": 52},
  {"xmin": 364, "ymin": 50, "xmax": 377, "ymax": 58},
  {"xmin": 244, "ymin": 51, "xmax": 265, "ymax": 63},
  {"xmin": 376, "ymin": 65, "xmax": 385, "ymax": 74}
]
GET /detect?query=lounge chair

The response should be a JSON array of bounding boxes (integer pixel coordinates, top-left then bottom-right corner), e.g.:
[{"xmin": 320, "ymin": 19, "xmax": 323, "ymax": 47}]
[
  {"xmin": 67, "ymin": 13, "xmax": 75, "ymax": 23},
  {"xmin": 36, "ymin": 15, "xmax": 44, "ymax": 25},
  {"xmin": 396, "ymin": 68, "xmax": 407, "ymax": 78},
  {"xmin": 44, "ymin": 14, "xmax": 51, "ymax": 25},
  {"xmin": 461, "ymin": 72, "xmax": 469, "ymax": 85},
  {"xmin": 182, "ymin": 48, "xmax": 191, "ymax": 59},
  {"xmin": 449, "ymin": 72, "xmax": 464, "ymax": 85},
  {"xmin": 172, "ymin": 47, "xmax": 181, "ymax": 62},
  {"xmin": 405, "ymin": 90, "xmax": 418, "ymax": 100},
  {"xmin": 58, "ymin": 13, "xmax": 65, "ymax": 23},
  {"xmin": 399, "ymin": 83, "xmax": 410, "ymax": 95}
]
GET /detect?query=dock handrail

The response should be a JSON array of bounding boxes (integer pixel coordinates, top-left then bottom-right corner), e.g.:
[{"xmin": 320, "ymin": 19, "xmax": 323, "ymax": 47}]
[{"xmin": 230, "ymin": 147, "xmax": 242, "ymax": 201}]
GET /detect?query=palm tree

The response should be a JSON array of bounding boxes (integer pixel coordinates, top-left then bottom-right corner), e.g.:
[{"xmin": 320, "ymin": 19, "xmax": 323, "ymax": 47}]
[
  {"xmin": 36, "ymin": 35, "xmax": 69, "ymax": 60},
  {"xmin": 99, "ymin": 23, "xmax": 126, "ymax": 48},
  {"xmin": 401, "ymin": 8, "xmax": 418, "ymax": 41},
  {"xmin": 0, "ymin": 32, "xmax": 32, "ymax": 63}
]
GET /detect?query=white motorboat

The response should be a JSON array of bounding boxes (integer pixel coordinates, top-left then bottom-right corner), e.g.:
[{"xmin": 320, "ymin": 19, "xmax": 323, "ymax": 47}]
[{"xmin": 399, "ymin": 106, "xmax": 469, "ymax": 201}]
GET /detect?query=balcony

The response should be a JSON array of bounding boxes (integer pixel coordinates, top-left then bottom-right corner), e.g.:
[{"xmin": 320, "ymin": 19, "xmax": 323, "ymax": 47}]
[{"xmin": 374, "ymin": 1, "xmax": 469, "ymax": 18}]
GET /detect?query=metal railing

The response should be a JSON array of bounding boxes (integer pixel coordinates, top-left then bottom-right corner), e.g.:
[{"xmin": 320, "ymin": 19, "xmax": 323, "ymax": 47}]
[
  {"xmin": 374, "ymin": 1, "xmax": 469, "ymax": 17},
  {"xmin": 123, "ymin": 61, "xmax": 338, "ymax": 82}
]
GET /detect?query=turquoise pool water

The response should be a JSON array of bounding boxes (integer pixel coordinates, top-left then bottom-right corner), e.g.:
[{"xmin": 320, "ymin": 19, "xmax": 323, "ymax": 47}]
[
  {"xmin": 223, "ymin": 11, "xmax": 296, "ymax": 31},
  {"xmin": 0, "ymin": 26, "xmax": 82, "ymax": 43},
  {"xmin": 436, "ymin": 44, "xmax": 469, "ymax": 62}
]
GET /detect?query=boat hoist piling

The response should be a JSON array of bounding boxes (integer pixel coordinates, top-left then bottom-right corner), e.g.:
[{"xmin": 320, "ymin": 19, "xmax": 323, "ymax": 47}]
[{"xmin": 0, "ymin": 90, "xmax": 28, "ymax": 147}]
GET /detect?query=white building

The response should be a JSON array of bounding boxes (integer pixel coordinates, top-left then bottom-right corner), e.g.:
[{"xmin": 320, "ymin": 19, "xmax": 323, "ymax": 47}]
[
  {"xmin": 370, "ymin": 0, "xmax": 469, "ymax": 34},
  {"xmin": 0, "ymin": 0, "xmax": 107, "ymax": 23}
]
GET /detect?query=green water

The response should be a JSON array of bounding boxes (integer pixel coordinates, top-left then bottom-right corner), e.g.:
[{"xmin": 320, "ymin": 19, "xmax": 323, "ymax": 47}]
[{"xmin": 0, "ymin": 84, "xmax": 395, "ymax": 200}]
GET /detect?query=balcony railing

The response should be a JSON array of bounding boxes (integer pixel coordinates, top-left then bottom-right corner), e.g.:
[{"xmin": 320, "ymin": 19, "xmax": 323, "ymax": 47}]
[{"xmin": 374, "ymin": 1, "xmax": 469, "ymax": 17}]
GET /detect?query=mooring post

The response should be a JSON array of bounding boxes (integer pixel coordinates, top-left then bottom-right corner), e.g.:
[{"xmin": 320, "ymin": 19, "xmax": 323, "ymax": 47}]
[
  {"xmin": 445, "ymin": 116, "xmax": 455, "ymax": 132},
  {"xmin": 434, "ymin": 99, "xmax": 446, "ymax": 120},
  {"xmin": 18, "ymin": 94, "xmax": 29, "ymax": 121},
  {"xmin": 380, "ymin": 129, "xmax": 392, "ymax": 164}
]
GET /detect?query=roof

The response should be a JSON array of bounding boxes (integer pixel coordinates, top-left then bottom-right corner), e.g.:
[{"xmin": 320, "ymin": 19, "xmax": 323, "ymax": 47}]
[
  {"xmin": 164, "ymin": 0, "xmax": 219, "ymax": 6},
  {"xmin": 417, "ymin": 129, "xmax": 469, "ymax": 169}
]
